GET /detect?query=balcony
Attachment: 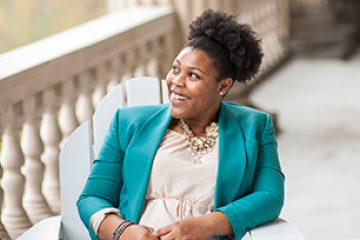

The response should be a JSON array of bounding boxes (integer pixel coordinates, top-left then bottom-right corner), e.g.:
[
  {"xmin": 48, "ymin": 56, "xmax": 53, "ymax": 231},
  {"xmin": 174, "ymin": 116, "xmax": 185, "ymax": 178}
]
[{"xmin": 0, "ymin": 1, "xmax": 290, "ymax": 239}]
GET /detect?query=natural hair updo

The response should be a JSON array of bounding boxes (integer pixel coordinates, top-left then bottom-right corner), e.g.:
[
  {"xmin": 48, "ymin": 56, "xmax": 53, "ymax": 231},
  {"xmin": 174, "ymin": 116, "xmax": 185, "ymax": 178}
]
[{"xmin": 186, "ymin": 9, "xmax": 264, "ymax": 83}]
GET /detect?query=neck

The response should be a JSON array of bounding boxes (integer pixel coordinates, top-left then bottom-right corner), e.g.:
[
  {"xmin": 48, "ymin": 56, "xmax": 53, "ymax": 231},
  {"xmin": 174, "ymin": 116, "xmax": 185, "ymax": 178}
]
[{"xmin": 181, "ymin": 110, "xmax": 220, "ymax": 136}]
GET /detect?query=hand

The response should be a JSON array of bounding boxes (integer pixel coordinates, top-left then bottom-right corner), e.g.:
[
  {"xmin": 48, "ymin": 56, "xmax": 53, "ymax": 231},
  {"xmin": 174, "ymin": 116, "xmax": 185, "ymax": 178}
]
[
  {"xmin": 120, "ymin": 224, "xmax": 160, "ymax": 240},
  {"xmin": 155, "ymin": 218, "xmax": 209, "ymax": 240}
]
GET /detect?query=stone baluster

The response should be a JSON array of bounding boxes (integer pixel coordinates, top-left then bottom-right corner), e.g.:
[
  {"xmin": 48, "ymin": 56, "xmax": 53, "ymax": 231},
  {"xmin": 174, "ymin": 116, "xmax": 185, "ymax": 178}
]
[
  {"xmin": 22, "ymin": 94, "xmax": 54, "ymax": 224},
  {"xmin": 192, "ymin": 0, "xmax": 208, "ymax": 18},
  {"xmin": 107, "ymin": 57, "xmax": 123, "ymax": 92},
  {"xmin": 150, "ymin": 36, "xmax": 176, "ymax": 80},
  {"xmin": 222, "ymin": 0, "xmax": 236, "ymax": 14},
  {"xmin": 0, "ymin": 112, "xmax": 11, "ymax": 240},
  {"xmin": 134, "ymin": 45, "xmax": 149, "ymax": 78},
  {"xmin": 41, "ymin": 85, "xmax": 63, "ymax": 214},
  {"xmin": 173, "ymin": 0, "xmax": 193, "ymax": 44},
  {"xmin": 93, "ymin": 64, "xmax": 109, "ymax": 110},
  {"xmin": 59, "ymin": 77, "xmax": 80, "ymax": 149},
  {"xmin": 279, "ymin": 0, "xmax": 290, "ymax": 42},
  {"xmin": 0, "ymin": 103, "xmax": 32, "ymax": 239},
  {"xmin": 77, "ymin": 71, "xmax": 96, "ymax": 124},
  {"xmin": 147, "ymin": 39, "xmax": 162, "ymax": 79},
  {"xmin": 121, "ymin": 51, "xmax": 137, "ymax": 100},
  {"xmin": 0, "ymin": 163, "xmax": 11, "ymax": 240}
]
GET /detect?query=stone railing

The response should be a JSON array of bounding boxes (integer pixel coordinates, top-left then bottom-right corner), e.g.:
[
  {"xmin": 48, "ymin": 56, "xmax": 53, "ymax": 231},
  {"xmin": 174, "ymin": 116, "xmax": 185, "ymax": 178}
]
[
  {"xmin": 109, "ymin": 0, "xmax": 290, "ymax": 97},
  {"xmin": 0, "ymin": 6, "xmax": 177, "ymax": 239}
]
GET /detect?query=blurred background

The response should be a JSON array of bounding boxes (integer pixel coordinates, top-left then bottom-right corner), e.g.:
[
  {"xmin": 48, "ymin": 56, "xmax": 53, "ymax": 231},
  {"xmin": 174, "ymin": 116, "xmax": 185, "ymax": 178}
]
[
  {"xmin": 0, "ymin": 0, "xmax": 359, "ymax": 240},
  {"xmin": 0, "ymin": 0, "xmax": 107, "ymax": 53}
]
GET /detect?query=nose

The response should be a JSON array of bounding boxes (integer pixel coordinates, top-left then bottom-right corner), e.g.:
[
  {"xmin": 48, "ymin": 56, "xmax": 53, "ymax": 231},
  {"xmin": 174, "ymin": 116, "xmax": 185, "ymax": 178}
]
[{"xmin": 171, "ymin": 74, "xmax": 186, "ymax": 87}]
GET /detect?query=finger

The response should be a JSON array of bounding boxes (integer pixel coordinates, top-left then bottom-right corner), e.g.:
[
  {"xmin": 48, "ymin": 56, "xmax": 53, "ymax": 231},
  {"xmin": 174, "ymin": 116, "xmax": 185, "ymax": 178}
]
[
  {"xmin": 155, "ymin": 225, "xmax": 172, "ymax": 236},
  {"xmin": 146, "ymin": 226, "xmax": 155, "ymax": 233},
  {"xmin": 157, "ymin": 231, "xmax": 175, "ymax": 240}
]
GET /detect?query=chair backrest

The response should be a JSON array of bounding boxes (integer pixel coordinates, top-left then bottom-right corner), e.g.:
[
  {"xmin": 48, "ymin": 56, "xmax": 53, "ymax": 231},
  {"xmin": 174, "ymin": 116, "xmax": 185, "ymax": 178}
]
[
  {"xmin": 94, "ymin": 77, "xmax": 166, "ymax": 158},
  {"xmin": 161, "ymin": 79, "xmax": 169, "ymax": 104},
  {"xmin": 59, "ymin": 121, "xmax": 92, "ymax": 240},
  {"xmin": 126, "ymin": 77, "xmax": 161, "ymax": 107},
  {"xmin": 93, "ymin": 83, "xmax": 125, "ymax": 158}
]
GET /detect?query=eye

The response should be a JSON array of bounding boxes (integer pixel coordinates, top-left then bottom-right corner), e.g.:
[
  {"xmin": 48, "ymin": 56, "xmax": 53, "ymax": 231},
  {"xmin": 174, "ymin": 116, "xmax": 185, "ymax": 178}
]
[
  {"xmin": 172, "ymin": 66, "xmax": 179, "ymax": 73},
  {"xmin": 189, "ymin": 72, "xmax": 200, "ymax": 79}
]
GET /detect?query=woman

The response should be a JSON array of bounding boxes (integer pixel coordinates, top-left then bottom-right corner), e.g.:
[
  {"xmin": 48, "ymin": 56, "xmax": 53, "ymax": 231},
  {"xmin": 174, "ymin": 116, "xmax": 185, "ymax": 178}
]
[{"xmin": 77, "ymin": 9, "xmax": 285, "ymax": 240}]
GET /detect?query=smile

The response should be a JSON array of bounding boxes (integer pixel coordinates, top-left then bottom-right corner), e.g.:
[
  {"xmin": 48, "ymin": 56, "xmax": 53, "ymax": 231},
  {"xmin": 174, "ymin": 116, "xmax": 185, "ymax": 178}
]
[
  {"xmin": 171, "ymin": 92, "xmax": 190, "ymax": 100},
  {"xmin": 170, "ymin": 91, "xmax": 190, "ymax": 104}
]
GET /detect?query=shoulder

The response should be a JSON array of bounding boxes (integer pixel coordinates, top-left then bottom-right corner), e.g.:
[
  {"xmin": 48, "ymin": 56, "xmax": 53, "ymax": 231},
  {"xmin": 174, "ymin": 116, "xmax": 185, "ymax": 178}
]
[
  {"xmin": 223, "ymin": 101, "xmax": 268, "ymax": 123},
  {"xmin": 222, "ymin": 101, "xmax": 271, "ymax": 137}
]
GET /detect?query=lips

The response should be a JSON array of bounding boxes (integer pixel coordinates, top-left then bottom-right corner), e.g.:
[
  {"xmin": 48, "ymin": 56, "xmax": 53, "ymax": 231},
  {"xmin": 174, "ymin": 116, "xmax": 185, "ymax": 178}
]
[
  {"xmin": 170, "ymin": 89, "xmax": 190, "ymax": 103},
  {"xmin": 171, "ymin": 92, "xmax": 190, "ymax": 100}
]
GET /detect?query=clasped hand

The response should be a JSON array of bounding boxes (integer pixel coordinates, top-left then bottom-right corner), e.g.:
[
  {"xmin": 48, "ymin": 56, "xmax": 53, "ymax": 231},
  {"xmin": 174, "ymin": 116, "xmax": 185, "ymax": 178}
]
[{"xmin": 121, "ymin": 218, "xmax": 209, "ymax": 240}]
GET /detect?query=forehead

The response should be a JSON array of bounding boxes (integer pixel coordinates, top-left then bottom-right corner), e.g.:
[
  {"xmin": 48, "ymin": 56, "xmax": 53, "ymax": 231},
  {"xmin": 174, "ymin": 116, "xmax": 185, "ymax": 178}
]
[{"xmin": 176, "ymin": 47, "xmax": 214, "ymax": 72}]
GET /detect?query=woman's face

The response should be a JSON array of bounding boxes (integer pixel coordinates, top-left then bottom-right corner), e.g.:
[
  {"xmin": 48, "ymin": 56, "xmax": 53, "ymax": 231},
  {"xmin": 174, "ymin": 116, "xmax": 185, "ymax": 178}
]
[{"xmin": 166, "ymin": 47, "xmax": 229, "ymax": 122}]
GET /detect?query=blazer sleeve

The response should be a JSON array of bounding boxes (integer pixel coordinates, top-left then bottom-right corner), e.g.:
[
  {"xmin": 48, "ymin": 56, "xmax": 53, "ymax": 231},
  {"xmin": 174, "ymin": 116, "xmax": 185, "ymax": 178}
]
[
  {"xmin": 77, "ymin": 109, "xmax": 124, "ymax": 240},
  {"xmin": 216, "ymin": 114, "xmax": 285, "ymax": 240}
]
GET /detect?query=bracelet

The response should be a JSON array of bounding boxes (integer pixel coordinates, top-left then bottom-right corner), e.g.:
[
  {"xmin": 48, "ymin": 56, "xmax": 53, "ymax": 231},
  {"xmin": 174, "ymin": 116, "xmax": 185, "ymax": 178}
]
[{"xmin": 112, "ymin": 220, "xmax": 135, "ymax": 240}]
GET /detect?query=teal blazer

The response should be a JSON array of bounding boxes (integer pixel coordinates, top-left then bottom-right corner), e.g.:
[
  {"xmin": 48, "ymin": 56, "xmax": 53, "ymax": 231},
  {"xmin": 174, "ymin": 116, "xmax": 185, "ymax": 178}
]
[{"xmin": 77, "ymin": 101, "xmax": 285, "ymax": 240}]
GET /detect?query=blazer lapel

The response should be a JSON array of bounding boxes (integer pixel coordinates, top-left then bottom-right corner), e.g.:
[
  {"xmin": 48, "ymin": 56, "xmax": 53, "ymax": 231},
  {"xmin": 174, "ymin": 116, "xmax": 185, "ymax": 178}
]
[
  {"xmin": 125, "ymin": 105, "xmax": 172, "ymax": 222},
  {"xmin": 214, "ymin": 102, "xmax": 247, "ymax": 208}
]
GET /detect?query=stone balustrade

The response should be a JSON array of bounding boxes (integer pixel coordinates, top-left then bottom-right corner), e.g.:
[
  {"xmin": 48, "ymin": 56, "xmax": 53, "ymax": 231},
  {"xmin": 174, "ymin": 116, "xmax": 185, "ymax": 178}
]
[
  {"xmin": 0, "ymin": 6, "xmax": 177, "ymax": 239},
  {"xmin": 0, "ymin": 1, "xmax": 290, "ymax": 239}
]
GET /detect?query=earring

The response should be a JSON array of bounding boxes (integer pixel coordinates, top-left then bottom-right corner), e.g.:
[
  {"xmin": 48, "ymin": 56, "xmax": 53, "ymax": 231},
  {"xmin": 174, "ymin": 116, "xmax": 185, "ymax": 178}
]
[{"xmin": 220, "ymin": 91, "xmax": 224, "ymax": 95}]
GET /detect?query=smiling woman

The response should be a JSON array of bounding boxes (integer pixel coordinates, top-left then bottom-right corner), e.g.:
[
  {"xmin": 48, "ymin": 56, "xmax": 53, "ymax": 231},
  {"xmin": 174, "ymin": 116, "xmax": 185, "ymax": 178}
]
[{"xmin": 77, "ymin": 9, "xmax": 284, "ymax": 240}]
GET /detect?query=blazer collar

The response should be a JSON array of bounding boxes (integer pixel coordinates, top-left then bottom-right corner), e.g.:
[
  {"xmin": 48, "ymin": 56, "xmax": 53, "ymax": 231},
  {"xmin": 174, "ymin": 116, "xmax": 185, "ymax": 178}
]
[{"xmin": 214, "ymin": 101, "xmax": 247, "ymax": 208}]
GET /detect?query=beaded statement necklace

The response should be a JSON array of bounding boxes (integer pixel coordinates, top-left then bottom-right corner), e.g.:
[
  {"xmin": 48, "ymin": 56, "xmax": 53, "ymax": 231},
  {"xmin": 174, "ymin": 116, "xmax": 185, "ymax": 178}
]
[{"xmin": 180, "ymin": 119, "xmax": 219, "ymax": 165}]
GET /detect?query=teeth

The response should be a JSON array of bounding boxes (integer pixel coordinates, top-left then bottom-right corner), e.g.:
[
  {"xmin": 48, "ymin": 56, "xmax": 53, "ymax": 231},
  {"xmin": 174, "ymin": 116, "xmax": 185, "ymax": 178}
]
[{"xmin": 171, "ymin": 92, "xmax": 189, "ymax": 100}]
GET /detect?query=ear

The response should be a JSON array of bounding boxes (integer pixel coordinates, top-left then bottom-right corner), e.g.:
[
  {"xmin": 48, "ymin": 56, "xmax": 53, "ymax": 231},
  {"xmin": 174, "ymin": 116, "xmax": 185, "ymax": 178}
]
[{"xmin": 218, "ymin": 77, "xmax": 233, "ymax": 95}]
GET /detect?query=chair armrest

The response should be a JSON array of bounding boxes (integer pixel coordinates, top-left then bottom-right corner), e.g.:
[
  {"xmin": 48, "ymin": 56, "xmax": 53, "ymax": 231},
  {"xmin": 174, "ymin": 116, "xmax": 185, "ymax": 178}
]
[
  {"xmin": 17, "ymin": 215, "xmax": 61, "ymax": 240},
  {"xmin": 249, "ymin": 218, "xmax": 306, "ymax": 240}
]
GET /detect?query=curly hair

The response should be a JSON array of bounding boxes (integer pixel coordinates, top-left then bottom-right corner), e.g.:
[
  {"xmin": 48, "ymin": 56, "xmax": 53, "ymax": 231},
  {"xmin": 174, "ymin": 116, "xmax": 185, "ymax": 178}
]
[{"xmin": 186, "ymin": 9, "xmax": 264, "ymax": 83}]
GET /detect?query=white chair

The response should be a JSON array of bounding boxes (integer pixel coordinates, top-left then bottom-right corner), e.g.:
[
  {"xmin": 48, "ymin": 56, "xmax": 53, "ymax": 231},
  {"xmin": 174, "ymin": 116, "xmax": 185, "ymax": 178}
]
[
  {"xmin": 18, "ymin": 77, "xmax": 306, "ymax": 240},
  {"xmin": 93, "ymin": 83, "xmax": 125, "ymax": 158},
  {"xmin": 127, "ymin": 77, "xmax": 161, "ymax": 107},
  {"xmin": 161, "ymin": 79, "xmax": 169, "ymax": 104}
]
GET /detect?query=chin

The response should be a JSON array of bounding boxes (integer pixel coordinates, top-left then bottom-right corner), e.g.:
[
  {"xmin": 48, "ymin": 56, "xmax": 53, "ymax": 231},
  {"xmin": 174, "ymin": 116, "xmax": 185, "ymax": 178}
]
[{"xmin": 169, "ymin": 107, "xmax": 188, "ymax": 120}]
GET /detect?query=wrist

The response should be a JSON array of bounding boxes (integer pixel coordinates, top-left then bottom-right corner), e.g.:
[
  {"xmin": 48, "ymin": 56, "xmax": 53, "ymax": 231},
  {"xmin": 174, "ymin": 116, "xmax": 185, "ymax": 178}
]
[
  {"xmin": 197, "ymin": 214, "xmax": 216, "ymax": 238},
  {"xmin": 201, "ymin": 211, "xmax": 233, "ymax": 237},
  {"xmin": 112, "ymin": 220, "xmax": 136, "ymax": 240}
]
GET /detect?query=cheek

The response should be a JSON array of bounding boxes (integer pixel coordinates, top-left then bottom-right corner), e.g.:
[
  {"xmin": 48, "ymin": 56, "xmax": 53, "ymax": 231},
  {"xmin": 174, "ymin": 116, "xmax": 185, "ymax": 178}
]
[{"xmin": 166, "ymin": 71, "xmax": 173, "ymax": 89}]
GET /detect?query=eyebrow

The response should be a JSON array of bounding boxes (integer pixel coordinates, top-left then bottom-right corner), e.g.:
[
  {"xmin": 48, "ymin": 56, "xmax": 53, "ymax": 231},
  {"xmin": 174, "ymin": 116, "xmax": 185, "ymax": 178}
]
[{"xmin": 175, "ymin": 59, "xmax": 207, "ymax": 75}]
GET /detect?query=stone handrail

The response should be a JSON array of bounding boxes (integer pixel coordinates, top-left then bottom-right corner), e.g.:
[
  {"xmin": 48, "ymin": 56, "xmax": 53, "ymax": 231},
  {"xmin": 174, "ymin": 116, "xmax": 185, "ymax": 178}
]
[{"xmin": 0, "ymin": 6, "xmax": 177, "ymax": 239}]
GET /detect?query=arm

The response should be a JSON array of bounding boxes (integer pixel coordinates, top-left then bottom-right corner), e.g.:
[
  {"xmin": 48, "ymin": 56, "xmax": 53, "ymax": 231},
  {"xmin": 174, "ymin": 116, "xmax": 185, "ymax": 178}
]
[
  {"xmin": 216, "ymin": 114, "xmax": 285, "ymax": 240},
  {"xmin": 77, "ymin": 109, "xmax": 124, "ymax": 239},
  {"xmin": 77, "ymin": 109, "xmax": 160, "ymax": 240}
]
